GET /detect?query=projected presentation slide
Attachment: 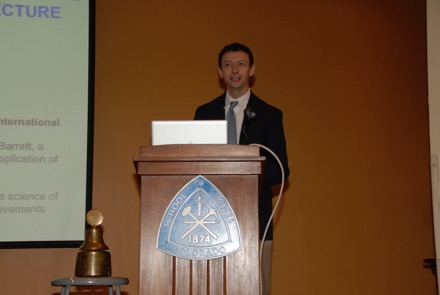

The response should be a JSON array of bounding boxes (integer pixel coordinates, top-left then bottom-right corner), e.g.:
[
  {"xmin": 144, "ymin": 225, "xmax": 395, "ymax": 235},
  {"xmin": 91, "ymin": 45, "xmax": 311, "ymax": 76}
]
[{"xmin": 0, "ymin": 0, "xmax": 93, "ymax": 246}]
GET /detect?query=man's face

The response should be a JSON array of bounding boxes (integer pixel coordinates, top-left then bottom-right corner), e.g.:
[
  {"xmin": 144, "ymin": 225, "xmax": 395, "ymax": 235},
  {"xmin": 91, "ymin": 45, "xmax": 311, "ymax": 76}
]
[{"xmin": 218, "ymin": 51, "xmax": 255, "ymax": 97}]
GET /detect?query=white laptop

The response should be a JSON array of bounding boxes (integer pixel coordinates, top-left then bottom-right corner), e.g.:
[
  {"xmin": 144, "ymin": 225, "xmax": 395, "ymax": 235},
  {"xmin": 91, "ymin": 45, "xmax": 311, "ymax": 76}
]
[{"xmin": 151, "ymin": 120, "xmax": 227, "ymax": 146}]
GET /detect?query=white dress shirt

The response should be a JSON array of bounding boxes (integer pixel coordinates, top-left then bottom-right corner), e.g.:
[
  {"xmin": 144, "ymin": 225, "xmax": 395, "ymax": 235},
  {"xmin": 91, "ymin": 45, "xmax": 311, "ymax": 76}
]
[{"xmin": 225, "ymin": 89, "xmax": 251, "ymax": 144}]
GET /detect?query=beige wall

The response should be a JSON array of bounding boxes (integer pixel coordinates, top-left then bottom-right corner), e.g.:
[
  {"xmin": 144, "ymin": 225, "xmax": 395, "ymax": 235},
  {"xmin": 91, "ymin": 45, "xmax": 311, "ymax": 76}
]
[{"xmin": 0, "ymin": 1, "xmax": 436, "ymax": 294}]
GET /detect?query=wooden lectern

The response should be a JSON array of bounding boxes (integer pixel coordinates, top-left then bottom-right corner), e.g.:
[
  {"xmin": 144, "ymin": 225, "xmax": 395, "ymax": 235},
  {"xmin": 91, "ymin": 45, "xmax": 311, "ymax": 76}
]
[{"xmin": 133, "ymin": 144, "xmax": 265, "ymax": 295}]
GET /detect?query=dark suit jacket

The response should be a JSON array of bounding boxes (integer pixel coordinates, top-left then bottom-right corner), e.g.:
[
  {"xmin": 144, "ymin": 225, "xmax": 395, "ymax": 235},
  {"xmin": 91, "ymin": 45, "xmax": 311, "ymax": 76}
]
[{"xmin": 194, "ymin": 91, "xmax": 290, "ymax": 240}]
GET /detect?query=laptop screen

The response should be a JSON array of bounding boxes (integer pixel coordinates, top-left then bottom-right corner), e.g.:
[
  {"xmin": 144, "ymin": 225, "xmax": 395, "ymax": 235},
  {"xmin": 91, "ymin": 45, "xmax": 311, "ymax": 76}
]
[{"xmin": 151, "ymin": 120, "xmax": 227, "ymax": 145}]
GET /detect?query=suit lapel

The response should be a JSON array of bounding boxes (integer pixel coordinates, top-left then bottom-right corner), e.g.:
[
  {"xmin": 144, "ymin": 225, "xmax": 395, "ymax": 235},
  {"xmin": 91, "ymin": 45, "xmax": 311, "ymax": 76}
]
[
  {"xmin": 213, "ymin": 93, "xmax": 227, "ymax": 119},
  {"xmin": 239, "ymin": 92, "xmax": 258, "ymax": 144}
]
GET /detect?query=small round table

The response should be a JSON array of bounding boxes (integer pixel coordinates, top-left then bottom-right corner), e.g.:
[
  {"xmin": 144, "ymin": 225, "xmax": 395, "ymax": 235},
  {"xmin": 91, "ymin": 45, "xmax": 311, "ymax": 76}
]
[{"xmin": 51, "ymin": 277, "xmax": 129, "ymax": 295}]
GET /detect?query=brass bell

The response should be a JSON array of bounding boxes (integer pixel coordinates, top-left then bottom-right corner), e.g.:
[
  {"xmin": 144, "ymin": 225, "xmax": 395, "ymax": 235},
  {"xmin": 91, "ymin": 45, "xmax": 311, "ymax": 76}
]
[{"xmin": 75, "ymin": 209, "xmax": 112, "ymax": 277}]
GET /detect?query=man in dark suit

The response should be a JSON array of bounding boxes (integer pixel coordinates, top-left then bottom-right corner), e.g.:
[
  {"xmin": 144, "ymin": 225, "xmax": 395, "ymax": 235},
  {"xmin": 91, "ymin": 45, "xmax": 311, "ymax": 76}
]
[{"xmin": 194, "ymin": 42, "xmax": 290, "ymax": 295}]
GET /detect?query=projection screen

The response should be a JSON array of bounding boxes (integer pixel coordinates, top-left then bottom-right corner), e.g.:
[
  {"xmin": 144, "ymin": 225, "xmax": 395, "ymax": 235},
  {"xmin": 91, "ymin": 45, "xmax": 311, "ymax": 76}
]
[{"xmin": 0, "ymin": 0, "xmax": 94, "ymax": 248}]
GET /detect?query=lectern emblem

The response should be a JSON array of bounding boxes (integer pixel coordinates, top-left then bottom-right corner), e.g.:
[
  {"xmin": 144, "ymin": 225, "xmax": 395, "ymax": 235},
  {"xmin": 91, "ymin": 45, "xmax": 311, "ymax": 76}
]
[{"xmin": 157, "ymin": 175, "xmax": 241, "ymax": 260}]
